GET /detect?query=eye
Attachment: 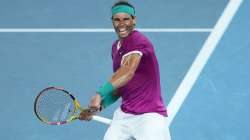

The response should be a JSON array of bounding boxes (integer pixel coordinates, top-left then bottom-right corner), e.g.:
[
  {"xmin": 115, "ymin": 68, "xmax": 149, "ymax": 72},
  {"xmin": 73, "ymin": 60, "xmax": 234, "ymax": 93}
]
[
  {"xmin": 113, "ymin": 18, "xmax": 120, "ymax": 22},
  {"xmin": 123, "ymin": 18, "xmax": 131, "ymax": 21}
]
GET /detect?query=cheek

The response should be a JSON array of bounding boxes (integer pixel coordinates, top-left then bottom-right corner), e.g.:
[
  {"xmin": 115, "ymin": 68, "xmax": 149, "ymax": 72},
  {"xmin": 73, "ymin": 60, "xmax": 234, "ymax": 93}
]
[
  {"xmin": 128, "ymin": 21, "xmax": 135, "ymax": 29},
  {"xmin": 133, "ymin": 21, "xmax": 136, "ymax": 25},
  {"xmin": 112, "ymin": 21, "xmax": 118, "ymax": 27},
  {"xmin": 112, "ymin": 22, "xmax": 116, "ymax": 27}
]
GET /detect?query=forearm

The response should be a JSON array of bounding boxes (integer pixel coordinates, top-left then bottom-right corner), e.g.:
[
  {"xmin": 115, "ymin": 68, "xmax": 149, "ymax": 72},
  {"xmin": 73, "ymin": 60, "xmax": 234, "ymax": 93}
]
[
  {"xmin": 99, "ymin": 66, "xmax": 133, "ymax": 109},
  {"xmin": 110, "ymin": 66, "xmax": 135, "ymax": 89},
  {"xmin": 101, "ymin": 91, "xmax": 120, "ymax": 109},
  {"xmin": 97, "ymin": 67, "xmax": 132, "ymax": 99},
  {"xmin": 97, "ymin": 53, "xmax": 141, "ymax": 100}
]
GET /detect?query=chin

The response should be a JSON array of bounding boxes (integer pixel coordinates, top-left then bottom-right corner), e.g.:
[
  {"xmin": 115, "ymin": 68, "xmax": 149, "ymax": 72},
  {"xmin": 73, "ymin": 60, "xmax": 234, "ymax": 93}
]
[
  {"xmin": 119, "ymin": 35, "xmax": 128, "ymax": 38},
  {"xmin": 118, "ymin": 32, "xmax": 130, "ymax": 39}
]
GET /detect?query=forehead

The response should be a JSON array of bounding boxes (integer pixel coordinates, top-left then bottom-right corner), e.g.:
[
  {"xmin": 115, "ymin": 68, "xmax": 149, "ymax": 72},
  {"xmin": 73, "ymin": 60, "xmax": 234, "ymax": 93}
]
[{"xmin": 112, "ymin": 13, "xmax": 132, "ymax": 19}]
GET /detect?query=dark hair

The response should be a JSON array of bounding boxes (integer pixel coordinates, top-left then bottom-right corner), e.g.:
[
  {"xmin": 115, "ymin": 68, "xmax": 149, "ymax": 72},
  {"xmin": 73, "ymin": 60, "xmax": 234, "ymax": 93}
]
[
  {"xmin": 112, "ymin": 0, "xmax": 135, "ymax": 9},
  {"xmin": 111, "ymin": 0, "xmax": 135, "ymax": 18}
]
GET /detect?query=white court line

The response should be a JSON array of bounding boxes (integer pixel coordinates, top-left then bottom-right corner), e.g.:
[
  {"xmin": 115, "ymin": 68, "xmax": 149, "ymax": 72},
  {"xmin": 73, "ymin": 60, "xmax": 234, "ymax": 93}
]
[
  {"xmin": 167, "ymin": 0, "xmax": 243, "ymax": 126},
  {"xmin": 0, "ymin": 28, "xmax": 212, "ymax": 33}
]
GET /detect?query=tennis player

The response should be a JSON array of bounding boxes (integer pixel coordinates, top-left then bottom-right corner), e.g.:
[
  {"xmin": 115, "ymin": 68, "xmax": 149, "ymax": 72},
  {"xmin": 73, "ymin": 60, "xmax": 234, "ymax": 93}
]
[{"xmin": 79, "ymin": 1, "xmax": 171, "ymax": 140}]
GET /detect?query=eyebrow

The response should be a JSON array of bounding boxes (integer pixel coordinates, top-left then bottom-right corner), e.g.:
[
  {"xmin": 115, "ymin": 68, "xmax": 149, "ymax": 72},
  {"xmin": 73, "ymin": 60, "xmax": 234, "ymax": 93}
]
[{"xmin": 112, "ymin": 17, "xmax": 132, "ymax": 20}]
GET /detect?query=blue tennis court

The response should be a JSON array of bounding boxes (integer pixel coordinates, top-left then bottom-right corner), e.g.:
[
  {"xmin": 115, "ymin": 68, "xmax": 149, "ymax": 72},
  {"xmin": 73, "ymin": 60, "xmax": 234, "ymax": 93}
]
[{"xmin": 0, "ymin": 0, "xmax": 249, "ymax": 140}]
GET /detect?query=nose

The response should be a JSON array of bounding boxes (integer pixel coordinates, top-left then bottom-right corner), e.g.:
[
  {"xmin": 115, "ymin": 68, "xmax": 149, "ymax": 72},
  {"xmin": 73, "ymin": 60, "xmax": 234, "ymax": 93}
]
[{"xmin": 118, "ymin": 20, "xmax": 126, "ymax": 25}]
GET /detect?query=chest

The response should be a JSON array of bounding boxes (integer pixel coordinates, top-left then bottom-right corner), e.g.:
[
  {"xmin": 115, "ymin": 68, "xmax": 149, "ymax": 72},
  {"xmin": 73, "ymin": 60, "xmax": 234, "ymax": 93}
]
[{"xmin": 112, "ymin": 42, "xmax": 125, "ymax": 72}]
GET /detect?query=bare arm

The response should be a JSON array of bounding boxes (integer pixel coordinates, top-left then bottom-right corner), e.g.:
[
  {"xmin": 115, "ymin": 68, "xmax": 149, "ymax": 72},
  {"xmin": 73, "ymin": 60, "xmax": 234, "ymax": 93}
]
[
  {"xmin": 79, "ymin": 53, "xmax": 142, "ymax": 120},
  {"xmin": 110, "ymin": 53, "xmax": 142, "ymax": 89}
]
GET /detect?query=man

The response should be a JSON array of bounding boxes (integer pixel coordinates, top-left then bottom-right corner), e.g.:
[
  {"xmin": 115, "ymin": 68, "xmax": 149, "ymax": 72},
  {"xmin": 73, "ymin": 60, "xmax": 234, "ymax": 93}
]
[{"xmin": 79, "ymin": 1, "xmax": 171, "ymax": 140}]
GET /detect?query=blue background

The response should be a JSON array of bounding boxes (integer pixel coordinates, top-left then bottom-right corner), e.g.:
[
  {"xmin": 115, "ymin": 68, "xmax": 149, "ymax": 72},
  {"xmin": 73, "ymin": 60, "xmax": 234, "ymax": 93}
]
[{"xmin": 0, "ymin": 0, "xmax": 249, "ymax": 140}]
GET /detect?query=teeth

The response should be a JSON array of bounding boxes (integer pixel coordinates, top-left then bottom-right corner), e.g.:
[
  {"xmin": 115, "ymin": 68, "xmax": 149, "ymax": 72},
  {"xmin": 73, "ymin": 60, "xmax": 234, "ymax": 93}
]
[{"xmin": 119, "ymin": 28, "xmax": 126, "ymax": 32}]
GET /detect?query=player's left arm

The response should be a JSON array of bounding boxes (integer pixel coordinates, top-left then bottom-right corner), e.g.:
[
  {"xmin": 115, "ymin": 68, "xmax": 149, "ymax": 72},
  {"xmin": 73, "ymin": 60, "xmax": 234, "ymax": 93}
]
[
  {"xmin": 110, "ymin": 53, "xmax": 142, "ymax": 90},
  {"xmin": 86, "ymin": 53, "xmax": 142, "ymax": 112}
]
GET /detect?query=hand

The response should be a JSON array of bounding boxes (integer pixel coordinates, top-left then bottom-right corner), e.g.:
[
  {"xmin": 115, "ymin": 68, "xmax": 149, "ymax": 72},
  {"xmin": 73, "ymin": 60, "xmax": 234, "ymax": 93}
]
[
  {"xmin": 78, "ymin": 93, "xmax": 102, "ymax": 121},
  {"xmin": 79, "ymin": 107, "xmax": 100, "ymax": 121},
  {"xmin": 89, "ymin": 93, "xmax": 102, "ymax": 109}
]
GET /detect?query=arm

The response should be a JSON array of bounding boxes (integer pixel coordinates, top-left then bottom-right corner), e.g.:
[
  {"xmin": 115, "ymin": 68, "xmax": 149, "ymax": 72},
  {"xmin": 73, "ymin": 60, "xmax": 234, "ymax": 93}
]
[
  {"xmin": 79, "ymin": 53, "xmax": 142, "ymax": 120},
  {"xmin": 110, "ymin": 53, "xmax": 142, "ymax": 89},
  {"xmin": 100, "ymin": 53, "xmax": 142, "ymax": 108},
  {"xmin": 101, "ymin": 90, "xmax": 120, "ymax": 109},
  {"xmin": 91, "ymin": 53, "xmax": 142, "ymax": 108}
]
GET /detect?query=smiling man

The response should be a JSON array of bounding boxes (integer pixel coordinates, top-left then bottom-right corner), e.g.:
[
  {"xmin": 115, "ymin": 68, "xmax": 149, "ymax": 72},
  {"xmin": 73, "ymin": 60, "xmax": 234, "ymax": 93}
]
[{"xmin": 79, "ymin": 1, "xmax": 171, "ymax": 140}]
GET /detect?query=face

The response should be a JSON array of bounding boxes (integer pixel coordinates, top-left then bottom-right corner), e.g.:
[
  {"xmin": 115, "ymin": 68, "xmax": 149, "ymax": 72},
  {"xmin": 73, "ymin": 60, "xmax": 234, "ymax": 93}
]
[{"xmin": 112, "ymin": 13, "xmax": 136, "ymax": 39}]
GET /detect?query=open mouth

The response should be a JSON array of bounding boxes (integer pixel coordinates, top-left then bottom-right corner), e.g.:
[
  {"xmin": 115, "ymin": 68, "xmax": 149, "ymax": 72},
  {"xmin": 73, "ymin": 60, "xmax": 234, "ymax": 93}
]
[
  {"xmin": 114, "ymin": 25, "xmax": 133, "ymax": 38},
  {"xmin": 116, "ymin": 27, "xmax": 131, "ymax": 37},
  {"xmin": 118, "ymin": 28, "xmax": 127, "ymax": 33}
]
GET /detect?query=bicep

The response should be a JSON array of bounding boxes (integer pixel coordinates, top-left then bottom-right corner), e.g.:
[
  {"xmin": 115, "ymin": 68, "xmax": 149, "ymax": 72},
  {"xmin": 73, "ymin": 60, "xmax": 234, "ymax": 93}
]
[
  {"xmin": 110, "ymin": 52, "xmax": 142, "ymax": 88},
  {"xmin": 121, "ymin": 52, "xmax": 142, "ymax": 73}
]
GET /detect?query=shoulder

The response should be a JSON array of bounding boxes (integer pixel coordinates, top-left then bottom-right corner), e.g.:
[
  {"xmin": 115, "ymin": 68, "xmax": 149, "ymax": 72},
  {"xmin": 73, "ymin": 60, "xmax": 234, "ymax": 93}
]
[
  {"xmin": 121, "ymin": 30, "xmax": 152, "ymax": 48},
  {"xmin": 111, "ymin": 40, "xmax": 119, "ymax": 51},
  {"xmin": 112, "ymin": 40, "xmax": 119, "ymax": 48},
  {"xmin": 122, "ymin": 31, "xmax": 154, "ymax": 56},
  {"xmin": 131, "ymin": 30, "xmax": 151, "ymax": 45}
]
